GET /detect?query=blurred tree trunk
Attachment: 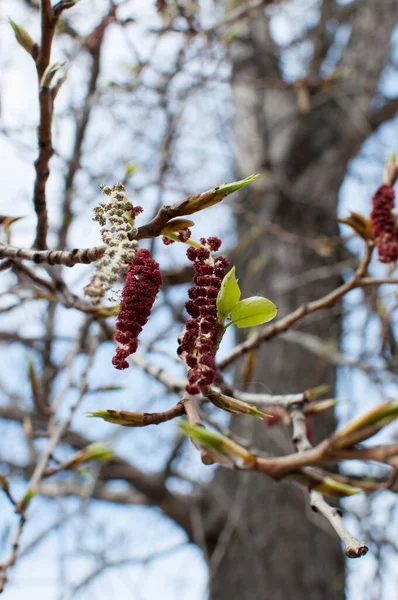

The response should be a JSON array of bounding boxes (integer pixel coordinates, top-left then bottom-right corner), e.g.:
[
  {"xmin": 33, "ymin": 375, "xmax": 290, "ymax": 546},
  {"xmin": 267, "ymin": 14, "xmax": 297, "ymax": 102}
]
[{"xmin": 203, "ymin": 2, "xmax": 398, "ymax": 599}]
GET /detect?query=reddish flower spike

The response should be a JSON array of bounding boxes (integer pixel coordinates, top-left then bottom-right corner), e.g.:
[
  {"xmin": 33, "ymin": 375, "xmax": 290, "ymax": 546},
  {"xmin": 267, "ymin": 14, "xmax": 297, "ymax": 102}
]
[
  {"xmin": 370, "ymin": 184, "xmax": 398, "ymax": 263},
  {"xmin": 180, "ymin": 238, "xmax": 229, "ymax": 393},
  {"xmin": 113, "ymin": 249, "xmax": 162, "ymax": 370}
]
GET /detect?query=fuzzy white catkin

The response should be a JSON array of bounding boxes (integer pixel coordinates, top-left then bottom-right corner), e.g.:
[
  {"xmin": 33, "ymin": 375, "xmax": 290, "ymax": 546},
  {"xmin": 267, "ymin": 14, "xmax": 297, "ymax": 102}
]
[{"xmin": 84, "ymin": 184, "xmax": 139, "ymax": 304}]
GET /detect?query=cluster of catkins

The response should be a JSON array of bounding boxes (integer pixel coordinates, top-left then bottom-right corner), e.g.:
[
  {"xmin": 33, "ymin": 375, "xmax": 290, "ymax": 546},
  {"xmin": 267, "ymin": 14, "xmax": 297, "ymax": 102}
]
[
  {"xmin": 178, "ymin": 238, "xmax": 229, "ymax": 395},
  {"xmin": 112, "ymin": 233, "xmax": 229, "ymax": 386},
  {"xmin": 87, "ymin": 188, "xmax": 228, "ymax": 384},
  {"xmin": 370, "ymin": 184, "xmax": 398, "ymax": 263},
  {"xmin": 84, "ymin": 184, "xmax": 143, "ymax": 304}
]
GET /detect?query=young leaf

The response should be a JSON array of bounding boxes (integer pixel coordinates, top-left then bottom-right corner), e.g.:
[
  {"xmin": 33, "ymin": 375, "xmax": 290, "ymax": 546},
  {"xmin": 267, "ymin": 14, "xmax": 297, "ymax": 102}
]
[
  {"xmin": 230, "ymin": 296, "xmax": 277, "ymax": 328},
  {"xmin": 216, "ymin": 267, "xmax": 241, "ymax": 318}
]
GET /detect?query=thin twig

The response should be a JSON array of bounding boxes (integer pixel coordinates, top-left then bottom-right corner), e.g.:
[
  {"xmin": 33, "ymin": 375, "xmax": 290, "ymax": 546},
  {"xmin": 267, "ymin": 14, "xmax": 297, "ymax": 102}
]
[
  {"xmin": 310, "ymin": 491, "xmax": 368, "ymax": 558},
  {"xmin": 0, "ymin": 515, "xmax": 27, "ymax": 592},
  {"xmin": 72, "ymin": 542, "xmax": 187, "ymax": 595},
  {"xmin": 21, "ymin": 330, "xmax": 98, "ymax": 499},
  {"xmin": 57, "ymin": 8, "xmax": 112, "ymax": 248}
]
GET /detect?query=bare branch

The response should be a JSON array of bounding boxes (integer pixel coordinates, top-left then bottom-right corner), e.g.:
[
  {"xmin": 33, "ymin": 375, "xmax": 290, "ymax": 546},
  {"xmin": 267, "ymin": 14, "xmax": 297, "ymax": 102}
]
[{"xmin": 310, "ymin": 491, "xmax": 368, "ymax": 558}]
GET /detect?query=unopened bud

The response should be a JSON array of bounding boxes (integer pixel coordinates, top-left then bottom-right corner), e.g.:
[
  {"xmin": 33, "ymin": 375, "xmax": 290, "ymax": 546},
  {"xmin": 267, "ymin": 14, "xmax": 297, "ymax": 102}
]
[
  {"xmin": 68, "ymin": 442, "xmax": 114, "ymax": 468},
  {"xmin": 89, "ymin": 409, "xmax": 147, "ymax": 426},
  {"xmin": 9, "ymin": 18, "xmax": 36, "ymax": 55},
  {"xmin": 174, "ymin": 175, "xmax": 259, "ymax": 217},
  {"xmin": 383, "ymin": 153, "xmax": 398, "ymax": 187},
  {"xmin": 178, "ymin": 420, "xmax": 256, "ymax": 467},
  {"xmin": 41, "ymin": 62, "xmax": 66, "ymax": 89}
]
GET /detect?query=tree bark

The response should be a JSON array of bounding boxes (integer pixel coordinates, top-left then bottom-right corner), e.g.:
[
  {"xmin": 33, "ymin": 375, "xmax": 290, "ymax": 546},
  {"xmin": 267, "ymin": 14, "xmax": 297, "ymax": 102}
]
[{"xmin": 203, "ymin": 2, "xmax": 398, "ymax": 599}]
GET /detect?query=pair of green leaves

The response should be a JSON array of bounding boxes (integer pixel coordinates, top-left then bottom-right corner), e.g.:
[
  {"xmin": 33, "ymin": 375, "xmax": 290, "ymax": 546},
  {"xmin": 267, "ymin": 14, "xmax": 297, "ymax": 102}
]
[{"xmin": 216, "ymin": 266, "xmax": 277, "ymax": 328}]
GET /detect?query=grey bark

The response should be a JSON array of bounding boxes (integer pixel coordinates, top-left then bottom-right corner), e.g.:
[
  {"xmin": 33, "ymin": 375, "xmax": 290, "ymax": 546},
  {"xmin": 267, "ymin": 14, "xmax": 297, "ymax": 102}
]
[{"xmin": 202, "ymin": 2, "xmax": 398, "ymax": 599}]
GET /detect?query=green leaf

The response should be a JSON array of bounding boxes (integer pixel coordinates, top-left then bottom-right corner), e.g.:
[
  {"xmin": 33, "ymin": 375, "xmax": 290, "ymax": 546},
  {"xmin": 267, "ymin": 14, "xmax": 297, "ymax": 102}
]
[
  {"xmin": 216, "ymin": 267, "xmax": 241, "ymax": 318},
  {"xmin": 230, "ymin": 296, "xmax": 277, "ymax": 328}
]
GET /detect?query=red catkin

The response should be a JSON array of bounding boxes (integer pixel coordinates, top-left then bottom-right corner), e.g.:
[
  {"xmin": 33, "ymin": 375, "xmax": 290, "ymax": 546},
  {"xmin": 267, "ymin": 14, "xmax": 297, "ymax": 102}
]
[
  {"xmin": 112, "ymin": 249, "xmax": 162, "ymax": 370},
  {"xmin": 179, "ymin": 238, "xmax": 229, "ymax": 394},
  {"xmin": 370, "ymin": 184, "xmax": 398, "ymax": 263}
]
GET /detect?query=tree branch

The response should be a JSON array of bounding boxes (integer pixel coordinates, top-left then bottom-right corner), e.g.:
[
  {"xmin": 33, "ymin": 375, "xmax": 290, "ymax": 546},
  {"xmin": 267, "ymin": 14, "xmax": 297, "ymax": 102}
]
[
  {"xmin": 0, "ymin": 244, "xmax": 105, "ymax": 266},
  {"xmin": 310, "ymin": 491, "xmax": 368, "ymax": 558}
]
